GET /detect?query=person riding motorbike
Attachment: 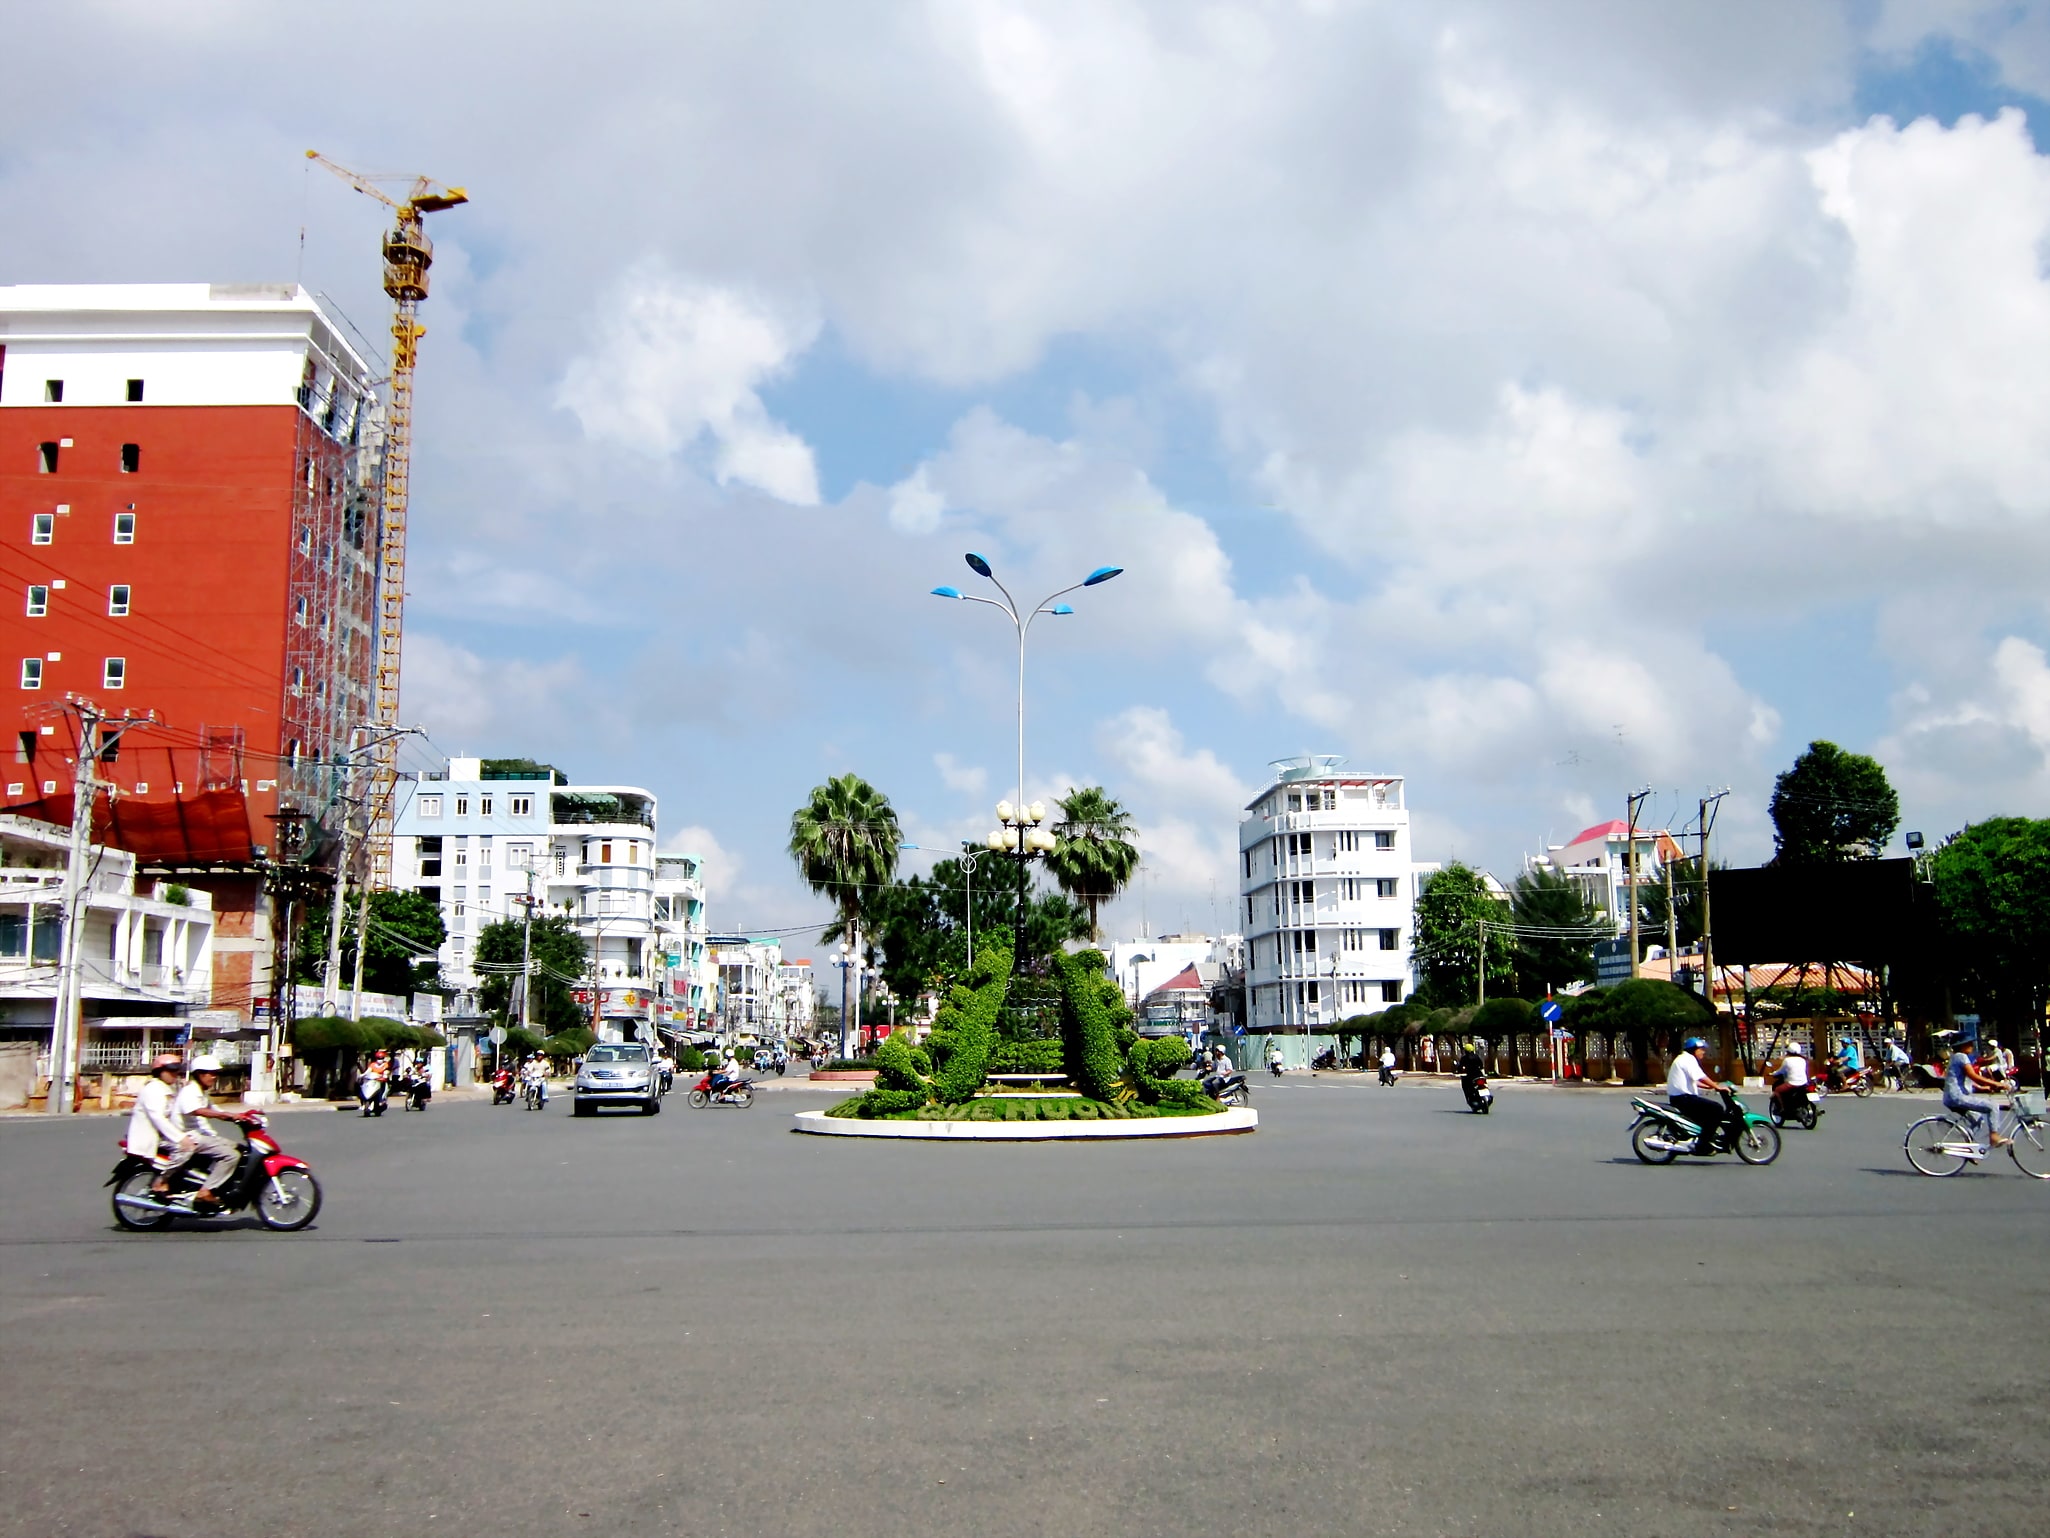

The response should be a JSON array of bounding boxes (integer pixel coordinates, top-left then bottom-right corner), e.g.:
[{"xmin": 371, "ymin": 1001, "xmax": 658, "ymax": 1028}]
[
  {"xmin": 127, "ymin": 1054, "xmax": 191, "ymax": 1198},
  {"xmin": 519, "ymin": 1052, "xmax": 549, "ymax": 1106},
  {"xmin": 1945, "ymin": 1042, "xmax": 2012, "ymax": 1148},
  {"xmin": 1379, "ymin": 1046, "xmax": 1397, "ymax": 1086},
  {"xmin": 1668, "ymin": 1037, "xmax": 1733, "ymax": 1155},
  {"xmin": 709, "ymin": 1048, "xmax": 742, "ymax": 1095},
  {"xmin": 160, "ymin": 1055, "xmax": 244, "ymax": 1209},
  {"xmin": 358, "ymin": 1048, "xmax": 391, "ymax": 1106},
  {"xmin": 1769, "ymin": 1042, "xmax": 1812, "ymax": 1118},
  {"xmin": 1986, "ymin": 1038, "xmax": 2017, "ymax": 1083},
  {"xmin": 1202, "ymin": 1045, "xmax": 1235, "ymax": 1093}
]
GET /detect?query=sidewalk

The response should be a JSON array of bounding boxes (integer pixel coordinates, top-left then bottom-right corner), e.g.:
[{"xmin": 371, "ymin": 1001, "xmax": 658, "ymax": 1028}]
[{"xmin": 0, "ymin": 1084, "xmax": 501, "ymax": 1119}]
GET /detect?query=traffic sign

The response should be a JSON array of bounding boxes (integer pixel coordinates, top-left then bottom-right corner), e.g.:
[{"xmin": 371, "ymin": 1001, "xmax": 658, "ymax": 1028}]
[
  {"xmin": 488, "ymin": 1026, "xmax": 507, "ymax": 1046},
  {"xmin": 1538, "ymin": 999, "xmax": 1563, "ymax": 1024}
]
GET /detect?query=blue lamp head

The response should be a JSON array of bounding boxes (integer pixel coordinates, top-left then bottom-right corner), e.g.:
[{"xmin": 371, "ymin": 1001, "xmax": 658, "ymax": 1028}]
[
  {"xmin": 1049, "ymin": 603, "xmax": 1074, "ymax": 615},
  {"xmin": 930, "ymin": 586, "xmax": 962, "ymax": 599},
  {"xmin": 965, "ymin": 552, "xmax": 994, "ymax": 578},
  {"xmin": 1083, "ymin": 565, "xmax": 1123, "ymax": 586}
]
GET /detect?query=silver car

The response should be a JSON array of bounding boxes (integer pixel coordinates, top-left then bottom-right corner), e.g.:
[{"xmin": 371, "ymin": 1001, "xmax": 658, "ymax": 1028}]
[{"xmin": 573, "ymin": 1042, "xmax": 662, "ymax": 1116}]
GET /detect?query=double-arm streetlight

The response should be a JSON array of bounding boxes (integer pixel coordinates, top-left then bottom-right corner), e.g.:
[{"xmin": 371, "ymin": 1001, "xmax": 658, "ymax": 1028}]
[{"xmin": 931, "ymin": 552, "xmax": 1122, "ymax": 962}]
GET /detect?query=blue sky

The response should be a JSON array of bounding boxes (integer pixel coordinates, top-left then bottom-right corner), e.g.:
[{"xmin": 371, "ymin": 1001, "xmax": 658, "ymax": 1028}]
[{"xmin": 9, "ymin": 1, "xmax": 2050, "ymax": 935}]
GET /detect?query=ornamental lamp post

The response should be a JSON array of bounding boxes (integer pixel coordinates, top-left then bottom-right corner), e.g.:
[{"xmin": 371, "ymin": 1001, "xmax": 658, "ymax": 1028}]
[{"xmin": 932, "ymin": 553, "xmax": 1121, "ymax": 969}]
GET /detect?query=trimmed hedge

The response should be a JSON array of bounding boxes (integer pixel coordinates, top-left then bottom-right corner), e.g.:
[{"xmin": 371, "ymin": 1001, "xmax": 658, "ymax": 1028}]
[
  {"xmin": 988, "ymin": 1038, "xmax": 1066, "ymax": 1074},
  {"xmin": 500, "ymin": 1026, "xmax": 545, "ymax": 1057},
  {"xmin": 823, "ymin": 1094, "xmax": 1223, "ymax": 1122},
  {"xmin": 676, "ymin": 1046, "xmax": 705, "ymax": 1072},
  {"xmin": 542, "ymin": 1027, "xmax": 596, "ymax": 1059},
  {"xmin": 1054, "ymin": 950, "xmax": 1126, "ymax": 1103}
]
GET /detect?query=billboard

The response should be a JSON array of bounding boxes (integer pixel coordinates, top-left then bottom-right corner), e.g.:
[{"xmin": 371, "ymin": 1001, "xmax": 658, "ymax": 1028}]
[{"xmin": 1708, "ymin": 860, "xmax": 1927, "ymax": 965}]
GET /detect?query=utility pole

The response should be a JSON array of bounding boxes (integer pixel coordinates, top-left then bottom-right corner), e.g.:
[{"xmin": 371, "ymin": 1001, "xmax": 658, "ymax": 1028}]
[
  {"xmin": 1700, "ymin": 789, "xmax": 1729, "ymax": 1071},
  {"xmin": 322, "ymin": 727, "xmax": 366, "ymax": 1013},
  {"xmin": 1663, "ymin": 854, "xmax": 1678, "ymax": 965},
  {"xmin": 1626, "ymin": 789, "xmax": 1650, "ymax": 981},
  {"xmin": 1476, "ymin": 914, "xmax": 1487, "ymax": 1006},
  {"xmin": 47, "ymin": 701, "xmax": 156, "ymax": 1115},
  {"xmin": 519, "ymin": 866, "xmax": 536, "ymax": 1033}
]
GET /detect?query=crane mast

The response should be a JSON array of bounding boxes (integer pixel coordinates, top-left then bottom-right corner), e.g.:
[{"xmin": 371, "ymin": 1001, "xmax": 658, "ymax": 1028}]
[{"xmin": 306, "ymin": 152, "xmax": 467, "ymax": 888}]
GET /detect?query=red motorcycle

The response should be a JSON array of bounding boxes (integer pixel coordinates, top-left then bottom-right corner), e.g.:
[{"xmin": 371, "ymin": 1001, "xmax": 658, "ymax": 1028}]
[
  {"xmin": 685, "ymin": 1073, "xmax": 755, "ymax": 1109},
  {"xmin": 491, "ymin": 1067, "xmax": 517, "ymax": 1105},
  {"xmin": 107, "ymin": 1112, "xmax": 323, "ymax": 1232},
  {"xmin": 1831, "ymin": 1064, "xmax": 1881, "ymax": 1098}
]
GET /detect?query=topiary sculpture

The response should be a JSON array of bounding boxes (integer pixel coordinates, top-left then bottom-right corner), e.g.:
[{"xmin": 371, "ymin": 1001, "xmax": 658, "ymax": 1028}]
[{"xmin": 847, "ymin": 941, "xmax": 1012, "ymax": 1117}]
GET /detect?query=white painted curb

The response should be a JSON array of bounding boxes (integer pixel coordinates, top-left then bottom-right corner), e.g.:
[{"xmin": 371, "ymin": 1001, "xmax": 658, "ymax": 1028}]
[{"xmin": 792, "ymin": 1106, "xmax": 1257, "ymax": 1140}]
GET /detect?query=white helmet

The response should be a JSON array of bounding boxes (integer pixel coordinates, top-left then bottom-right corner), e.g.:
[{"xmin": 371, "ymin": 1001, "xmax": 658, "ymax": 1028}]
[
  {"xmin": 1786, "ymin": 1043, "xmax": 1805, "ymax": 1056},
  {"xmin": 188, "ymin": 1054, "xmax": 225, "ymax": 1072}
]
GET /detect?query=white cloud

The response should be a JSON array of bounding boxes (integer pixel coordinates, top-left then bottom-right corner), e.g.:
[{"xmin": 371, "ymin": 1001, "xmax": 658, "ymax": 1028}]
[
  {"xmin": 556, "ymin": 265, "xmax": 822, "ymax": 504},
  {"xmin": 888, "ymin": 466, "xmax": 947, "ymax": 533},
  {"xmin": 664, "ymin": 824, "xmax": 745, "ymax": 904},
  {"xmin": 933, "ymin": 752, "xmax": 987, "ymax": 797}
]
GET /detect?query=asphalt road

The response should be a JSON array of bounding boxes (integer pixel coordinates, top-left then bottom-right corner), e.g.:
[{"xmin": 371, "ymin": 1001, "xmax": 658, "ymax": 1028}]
[{"xmin": 2, "ymin": 1079, "xmax": 2044, "ymax": 1538}]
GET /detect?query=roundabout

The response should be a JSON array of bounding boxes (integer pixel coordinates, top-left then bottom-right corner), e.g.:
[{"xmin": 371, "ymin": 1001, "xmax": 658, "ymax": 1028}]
[{"xmin": 792, "ymin": 1104, "xmax": 1257, "ymax": 1139}]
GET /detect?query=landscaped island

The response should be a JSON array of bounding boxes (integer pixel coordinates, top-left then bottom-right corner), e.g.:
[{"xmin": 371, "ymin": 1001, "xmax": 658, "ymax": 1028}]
[{"xmin": 823, "ymin": 944, "xmax": 1223, "ymax": 1122}]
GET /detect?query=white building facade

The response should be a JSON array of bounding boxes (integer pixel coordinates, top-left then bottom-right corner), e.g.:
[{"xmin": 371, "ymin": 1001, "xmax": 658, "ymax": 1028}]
[
  {"xmin": 392, "ymin": 758, "xmax": 689, "ymax": 1042},
  {"xmin": 1238, "ymin": 756, "xmax": 1416, "ymax": 1035}
]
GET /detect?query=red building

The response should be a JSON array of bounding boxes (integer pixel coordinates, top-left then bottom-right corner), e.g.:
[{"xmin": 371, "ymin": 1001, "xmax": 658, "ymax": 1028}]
[{"xmin": 0, "ymin": 284, "xmax": 381, "ymax": 1017}]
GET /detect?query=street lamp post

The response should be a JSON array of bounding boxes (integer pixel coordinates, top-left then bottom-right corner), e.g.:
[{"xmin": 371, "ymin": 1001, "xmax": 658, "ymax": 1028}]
[{"xmin": 932, "ymin": 552, "xmax": 1121, "ymax": 967}]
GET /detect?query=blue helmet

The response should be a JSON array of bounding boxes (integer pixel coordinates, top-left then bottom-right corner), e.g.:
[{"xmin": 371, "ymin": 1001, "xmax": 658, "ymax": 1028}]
[{"xmin": 1683, "ymin": 1037, "xmax": 1707, "ymax": 1052}]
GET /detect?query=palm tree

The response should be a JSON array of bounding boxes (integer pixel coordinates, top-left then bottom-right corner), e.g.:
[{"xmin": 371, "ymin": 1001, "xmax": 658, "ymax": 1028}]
[
  {"xmin": 787, "ymin": 774, "xmax": 901, "ymax": 1057},
  {"xmin": 1045, "ymin": 787, "xmax": 1140, "ymax": 942}
]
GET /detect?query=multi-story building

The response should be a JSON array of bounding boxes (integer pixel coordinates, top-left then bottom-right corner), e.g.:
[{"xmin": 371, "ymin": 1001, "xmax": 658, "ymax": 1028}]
[
  {"xmin": 652, "ymin": 852, "xmax": 711, "ymax": 1029},
  {"xmin": 0, "ymin": 283, "xmax": 382, "ymax": 1019},
  {"xmin": 1239, "ymin": 755, "xmax": 1416, "ymax": 1037},
  {"xmin": 1530, "ymin": 820, "xmax": 1688, "ymax": 934},
  {"xmin": 0, "ymin": 811, "xmax": 216, "ymax": 1100},
  {"xmin": 392, "ymin": 757, "xmax": 672, "ymax": 1041},
  {"xmin": 711, "ymin": 937, "xmax": 783, "ymax": 1041}
]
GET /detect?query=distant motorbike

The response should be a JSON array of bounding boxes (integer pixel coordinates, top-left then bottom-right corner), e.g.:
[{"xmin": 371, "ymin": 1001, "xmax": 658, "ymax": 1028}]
[
  {"xmin": 1628, "ymin": 1087, "xmax": 1781, "ymax": 1166},
  {"xmin": 686, "ymin": 1074, "xmax": 755, "ymax": 1109},
  {"xmin": 1832, "ymin": 1064, "xmax": 1880, "ymax": 1099},
  {"xmin": 491, "ymin": 1068, "xmax": 517, "ymax": 1105},
  {"xmin": 1462, "ymin": 1074, "xmax": 1493, "ymax": 1114},
  {"xmin": 1769, "ymin": 1079, "xmax": 1825, "ymax": 1130},
  {"xmin": 108, "ymin": 1112, "xmax": 323, "ymax": 1232},
  {"xmin": 356, "ymin": 1072, "xmax": 388, "ymax": 1117},
  {"xmin": 398, "ymin": 1067, "xmax": 432, "ymax": 1112},
  {"xmin": 1312, "ymin": 1047, "xmax": 1338, "ymax": 1071}
]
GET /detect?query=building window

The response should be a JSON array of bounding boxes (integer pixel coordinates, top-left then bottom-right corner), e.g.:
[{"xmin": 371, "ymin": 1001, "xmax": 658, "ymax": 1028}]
[
  {"xmin": 452, "ymin": 938, "xmax": 466, "ymax": 961},
  {"xmin": 1242, "ymin": 848, "xmax": 1253, "ymax": 878},
  {"xmin": 1376, "ymin": 877, "xmax": 1398, "ymax": 898},
  {"xmin": 454, "ymin": 795, "xmax": 469, "ymax": 817},
  {"xmin": 417, "ymin": 835, "xmax": 443, "ymax": 876},
  {"xmin": 114, "ymin": 512, "xmax": 135, "ymax": 544},
  {"xmin": 1373, "ymin": 830, "xmax": 1395, "ymax": 850},
  {"xmin": 25, "ymin": 586, "xmax": 48, "ymax": 617},
  {"xmin": 1382, "ymin": 981, "xmax": 1402, "ymax": 1003},
  {"xmin": 1378, "ymin": 928, "xmax": 1400, "ymax": 951},
  {"xmin": 20, "ymin": 659, "xmax": 43, "ymax": 690},
  {"xmin": 119, "ymin": 444, "xmax": 140, "ymax": 474},
  {"xmin": 1246, "ymin": 897, "xmax": 1255, "ymax": 927},
  {"xmin": 418, "ymin": 795, "xmax": 442, "ymax": 819},
  {"xmin": 453, "ymin": 844, "xmax": 468, "ymax": 868},
  {"xmin": 506, "ymin": 842, "xmax": 531, "ymax": 869},
  {"xmin": 510, "ymin": 794, "xmax": 532, "ymax": 817},
  {"xmin": 1288, "ymin": 832, "xmax": 1312, "ymax": 856},
  {"xmin": 453, "ymin": 899, "xmax": 466, "ymax": 922},
  {"xmin": 32, "ymin": 514, "xmax": 54, "ymax": 544},
  {"xmin": 601, "ymin": 841, "xmax": 613, "ymax": 864},
  {"xmin": 108, "ymin": 585, "xmax": 130, "ymax": 617},
  {"xmin": 1294, "ymin": 880, "xmax": 1314, "ymax": 905},
  {"xmin": 45, "ymin": 381, "xmax": 63, "ymax": 403},
  {"xmin": 480, "ymin": 795, "xmax": 494, "ymax": 817},
  {"xmin": 554, "ymin": 850, "xmax": 567, "ymax": 876},
  {"xmin": 104, "ymin": 657, "xmax": 126, "ymax": 689},
  {"xmin": 478, "ymin": 886, "xmax": 491, "ymax": 908},
  {"xmin": 38, "ymin": 443, "xmax": 59, "ymax": 473},
  {"xmin": 126, "ymin": 379, "xmax": 144, "ymax": 403}
]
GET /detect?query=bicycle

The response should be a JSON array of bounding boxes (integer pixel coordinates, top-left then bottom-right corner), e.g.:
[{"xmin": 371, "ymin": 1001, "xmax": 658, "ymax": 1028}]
[{"xmin": 1903, "ymin": 1091, "xmax": 2050, "ymax": 1178}]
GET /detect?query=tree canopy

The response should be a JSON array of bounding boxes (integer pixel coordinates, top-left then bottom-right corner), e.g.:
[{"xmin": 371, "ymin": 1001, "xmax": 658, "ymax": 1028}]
[
  {"xmin": 787, "ymin": 774, "xmax": 901, "ymax": 946},
  {"xmin": 1769, "ymin": 740, "xmax": 1900, "ymax": 864},
  {"xmin": 1412, "ymin": 862, "xmax": 1513, "ymax": 1005},
  {"xmin": 861, "ymin": 852, "xmax": 1089, "ymax": 1000},
  {"xmin": 1928, "ymin": 817, "xmax": 2050, "ymax": 1037},
  {"xmin": 1045, "ymin": 787, "xmax": 1141, "ymax": 941},
  {"xmin": 295, "ymin": 888, "xmax": 447, "ymax": 998},
  {"xmin": 472, "ymin": 913, "xmax": 588, "ymax": 1032},
  {"xmin": 1507, "ymin": 864, "xmax": 1603, "ymax": 996}
]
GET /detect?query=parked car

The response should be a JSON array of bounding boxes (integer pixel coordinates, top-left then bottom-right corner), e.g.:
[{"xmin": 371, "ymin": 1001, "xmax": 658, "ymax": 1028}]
[{"xmin": 573, "ymin": 1042, "xmax": 662, "ymax": 1116}]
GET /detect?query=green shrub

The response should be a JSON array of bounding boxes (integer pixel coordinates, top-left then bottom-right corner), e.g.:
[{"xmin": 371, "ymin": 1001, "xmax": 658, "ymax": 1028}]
[
  {"xmin": 1054, "ymin": 950, "xmax": 1125, "ymax": 1102},
  {"xmin": 816, "ymin": 1058, "xmax": 872, "ymax": 1073},
  {"xmin": 735, "ymin": 1044, "xmax": 756, "ymax": 1066},
  {"xmin": 928, "ymin": 941, "xmax": 1011, "ymax": 1102},
  {"xmin": 500, "ymin": 1026, "xmax": 545, "ymax": 1057},
  {"xmin": 542, "ymin": 1027, "xmax": 595, "ymax": 1059},
  {"xmin": 988, "ymin": 1038, "xmax": 1066, "ymax": 1074},
  {"xmin": 677, "ymin": 1046, "xmax": 705, "ymax": 1072}
]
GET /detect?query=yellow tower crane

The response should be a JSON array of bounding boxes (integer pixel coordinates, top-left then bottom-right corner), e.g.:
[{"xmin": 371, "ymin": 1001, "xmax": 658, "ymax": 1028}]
[{"xmin": 306, "ymin": 151, "xmax": 468, "ymax": 889}]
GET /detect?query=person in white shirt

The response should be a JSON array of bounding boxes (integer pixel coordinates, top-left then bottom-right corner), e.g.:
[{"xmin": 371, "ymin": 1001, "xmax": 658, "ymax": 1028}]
[
  {"xmin": 1667, "ymin": 1037, "xmax": 1731, "ymax": 1155},
  {"xmin": 126, "ymin": 1054, "xmax": 190, "ymax": 1196},
  {"xmin": 1379, "ymin": 1046, "xmax": 1397, "ymax": 1086},
  {"xmin": 1769, "ymin": 1042, "xmax": 1811, "ymax": 1120},
  {"xmin": 161, "ymin": 1054, "xmax": 243, "ymax": 1206}
]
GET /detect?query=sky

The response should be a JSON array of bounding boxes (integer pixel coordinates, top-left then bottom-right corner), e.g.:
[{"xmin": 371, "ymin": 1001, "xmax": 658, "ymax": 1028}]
[{"xmin": 8, "ymin": 0, "xmax": 2050, "ymax": 941}]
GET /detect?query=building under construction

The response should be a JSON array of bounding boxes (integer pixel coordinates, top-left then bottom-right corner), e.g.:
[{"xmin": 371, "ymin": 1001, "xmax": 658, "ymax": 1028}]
[{"xmin": 0, "ymin": 283, "xmax": 384, "ymax": 1019}]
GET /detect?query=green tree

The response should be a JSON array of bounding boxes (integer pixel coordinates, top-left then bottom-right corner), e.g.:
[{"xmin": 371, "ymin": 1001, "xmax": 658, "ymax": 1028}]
[
  {"xmin": 1507, "ymin": 865, "xmax": 1602, "ymax": 996},
  {"xmin": 1580, "ymin": 977, "xmax": 1714, "ymax": 1082},
  {"xmin": 789, "ymin": 774, "xmax": 902, "ymax": 1048},
  {"xmin": 863, "ymin": 853, "xmax": 1089, "ymax": 1002},
  {"xmin": 296, "ymin": 888, "xmax": 446, "ymax": 997},
  {"xmin": 472, "ymin": 913, "xmax": 588, "ymax": 1033},
  {"xmin": 480, "ymin": 757, "xmax": 566, "ymax": 784},
  {"xmin": 1769, "ymin": 740, "xmax": 1901, "ymax": 864},
  {"xmin": 1928, "ymin": 818, "xmax": 2050, "ymax": 1047},
  {"xmin": 1412, "ymin": 862, "xmax": 1513, "ymax": 1005},
  {"xmin": 1045, "ymin": 787, "xmax": 1140, "ymax": 941}
]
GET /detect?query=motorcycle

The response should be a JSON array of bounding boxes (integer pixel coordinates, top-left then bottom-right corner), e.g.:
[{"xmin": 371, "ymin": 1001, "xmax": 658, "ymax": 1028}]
[
  {"xmin": 108, "ymin": 1112, "xmax": 323, "ymax": 1232},
  {"xmin": 1768, "ymin": 1078, "xmax": 1825, "ymax": 1130},
  {"xmin": 1312, "ymin": 1046, "xmax": 1338, "ymax": 1071},
  {"xmin": 491, "ymin": 1068, "xmax": 517, "ymax": 1105},
  {"xmin": 1832, "ymin": 1064, "xmax": 1881, "ymax": 1099},
  {"xmin": 1378, "ymin": 1060, "xmax": 1398, "ymax": 1086},
  {"xmin": 522, "ymin": 1075, "xmax": 548, "ymax": 1111},
  {"xmin": 1628, "ymin": 1086, "xmax": 1781, "ymax": 1166},
  {"xmin": 398, "ymin": 1067, "xmax": 432, "ymax": 1112},
  {"xmin": 1462, "ymin": 1074, "xmax": 1493, "ymax": 1114},
  {"xmin": 686, "ymin": 1073, "xmax": 755, "ymax": 1109},
  {"xmin": 1268, "ymin": 1057, "xmax": 1285, "ymax": 1077},
  {"xmin": 356, "ymin": 1072, "xmax": 388, "ymax": 1117},
  {"xmin": 1202, "ymin": 1071, "xmax": 1250, "ymax": 1107}
]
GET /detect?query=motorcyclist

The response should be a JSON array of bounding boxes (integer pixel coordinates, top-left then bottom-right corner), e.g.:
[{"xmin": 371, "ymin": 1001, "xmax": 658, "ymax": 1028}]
[
  {"xmin": 1202, "ymin": 1045, "xmax": 1234, "ymax": 1093},
  {"xmin": 358, "ymin": 1048, "xmax": 391, "ymax": 1109},
  {"xmin": 1769, "ymin": 1041, "xmax": 1811, "ymax": 1117},
  {"xmin": 1985, "ymin": 1038, "xmax": 2016, "ymax": 1083},
  {"xmin": 1667, "ymin": 1037, "xmax": 1732, "ymax": 1155},
  {"xmin": 1267, "ymin": 1039, "xmax": 1285, "ymax": 1076},
  {"xmin": 709, "ymin": 1047, "xmax": 741, "ymax": 1096},
  {"xmin": 161, "ymin": 1055, "xmax": 244, "ymax": 1209},
  {"xmin": 127, "ymin": 1053, "xmax": 190, "ymax": 1197},
  {"xmin": 519, "ymin": 1052, "xmax": 549, "ymax": 1106},
  {"xmin": 1379, "ymin": 1046, "xmax": 1397, "ymax": 1086}
]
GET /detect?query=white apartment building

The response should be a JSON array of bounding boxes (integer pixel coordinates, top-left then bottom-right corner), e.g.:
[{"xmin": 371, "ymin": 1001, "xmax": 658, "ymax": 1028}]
[
  {"xmin": 0, "ymin": 813, "xmax": 215, "ymax": 1087},
  {"xmin": 652, "ymin": 852, "xmax": 711, "ymax": 1029},
  {"xmin": 1530, "ymin": 819, "xmax": 1688, "ymax": 934},
  {"xmin": 393, "ymin": 758, "xmax": 677, "ymax": 1041},
  {"xmin": 1239, "ymin": 756, "xmax": 1415, "ymax": 1035}
]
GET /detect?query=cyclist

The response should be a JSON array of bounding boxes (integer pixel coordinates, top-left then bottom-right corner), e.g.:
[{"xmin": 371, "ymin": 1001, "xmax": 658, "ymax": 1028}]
[{"xmin": 1943, "ymin": 1041, "xmax": 2010, "ymax": 1149}]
